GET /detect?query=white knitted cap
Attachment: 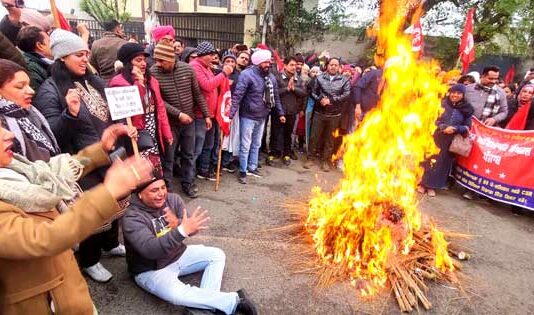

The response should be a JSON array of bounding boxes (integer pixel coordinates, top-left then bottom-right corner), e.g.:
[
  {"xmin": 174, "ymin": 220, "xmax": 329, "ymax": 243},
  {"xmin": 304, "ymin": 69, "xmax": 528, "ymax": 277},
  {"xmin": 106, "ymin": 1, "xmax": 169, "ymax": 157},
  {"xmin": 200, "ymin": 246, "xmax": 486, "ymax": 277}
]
[
  {"xmin": 50, "ymin": 29, "xmax": 89, "ymax": 60},
  {"xmin": 251, "ymin": 49, "xmax": 272, "ymax": 66}
]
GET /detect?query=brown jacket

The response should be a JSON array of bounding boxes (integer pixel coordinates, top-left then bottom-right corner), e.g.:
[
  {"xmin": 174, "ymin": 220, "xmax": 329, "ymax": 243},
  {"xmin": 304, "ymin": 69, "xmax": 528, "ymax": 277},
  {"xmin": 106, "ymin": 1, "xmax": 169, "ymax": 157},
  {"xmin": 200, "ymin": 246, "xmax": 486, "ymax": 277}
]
[
  {"xmin": 89, "ymin": 32, "xmax": 128, "ymax": 82},
  {"xmin": 0, "ymin": 143, "xmax": 120, "ymax": 315}
]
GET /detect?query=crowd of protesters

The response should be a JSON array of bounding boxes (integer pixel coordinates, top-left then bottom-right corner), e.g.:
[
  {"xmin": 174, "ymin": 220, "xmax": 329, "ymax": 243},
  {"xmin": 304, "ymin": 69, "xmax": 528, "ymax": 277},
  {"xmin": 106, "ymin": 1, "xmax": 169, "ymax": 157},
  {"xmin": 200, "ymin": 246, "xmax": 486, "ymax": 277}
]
[{"xmin": 0, "ymin": 1, "xmax": 533, "ymax": 314}]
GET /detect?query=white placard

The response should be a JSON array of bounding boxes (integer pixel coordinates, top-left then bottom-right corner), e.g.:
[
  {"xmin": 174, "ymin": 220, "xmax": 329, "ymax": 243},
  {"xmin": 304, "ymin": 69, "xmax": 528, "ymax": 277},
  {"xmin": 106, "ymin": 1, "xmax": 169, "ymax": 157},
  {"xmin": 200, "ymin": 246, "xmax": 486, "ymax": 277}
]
[{"xmin": 104, "ymin": 86, "xmax": 144, "ymax": 121}]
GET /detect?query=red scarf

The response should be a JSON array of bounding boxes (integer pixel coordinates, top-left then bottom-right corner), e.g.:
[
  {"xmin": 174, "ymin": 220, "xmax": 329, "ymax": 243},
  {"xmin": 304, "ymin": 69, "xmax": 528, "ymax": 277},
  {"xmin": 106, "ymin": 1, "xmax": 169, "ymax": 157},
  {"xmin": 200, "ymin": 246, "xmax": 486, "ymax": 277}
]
[{"xmin": 506, "ymin": 100, "xmax": 531, "ymax": 130}]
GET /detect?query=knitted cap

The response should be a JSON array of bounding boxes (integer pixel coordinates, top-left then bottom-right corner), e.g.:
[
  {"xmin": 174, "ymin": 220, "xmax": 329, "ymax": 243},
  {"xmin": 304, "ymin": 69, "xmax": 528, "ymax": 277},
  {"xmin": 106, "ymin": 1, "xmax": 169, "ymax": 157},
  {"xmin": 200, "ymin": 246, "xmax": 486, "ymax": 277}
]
[
  {"xmin": 151, "ymin": 25, "xmax": 175, "ymax": 42},
  {"xmin": 196, "ymin": 41, "xmax": 216, "ymax": 57},
  {"xmin": 222, "ymin": 50, "xmax": 236, "ymax": 62},
  {"xmin": 154, "ymin": 42, "xmax": 176, "ymax": 63},
  {"xmin": 117, "ymin": 43, "xmax": 149, "ymax": 64},
  {"xmin": 251, "ymin": 49, "xmax": 271, "ymax": 66},
  {"xmin": 50, "ymin": 29, "xmax": 89, "ymax": 60},
  {"xmin": 450, "ymin": 84, "xmax": 466, "ymax": 94}
]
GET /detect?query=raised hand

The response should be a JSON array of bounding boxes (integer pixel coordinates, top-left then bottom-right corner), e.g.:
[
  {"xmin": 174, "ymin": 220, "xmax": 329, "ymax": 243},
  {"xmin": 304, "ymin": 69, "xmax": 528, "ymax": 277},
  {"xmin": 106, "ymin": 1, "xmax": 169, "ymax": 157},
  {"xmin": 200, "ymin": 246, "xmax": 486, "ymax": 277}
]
[
  {"xmin": 179, "ymin": 206, "xmax": 210, "ymax": 236},
  {"xmin": 163, "ymin": 207, "xmax": 180, "ymax": 229},
  {"xmin": 103, "ymin": 156, "xmax": 153, "ymax": 200},
  {"xmin": 101, "ymin": 124, "xmax": 138, "ymax": 152},
  {"xmin": 66, "ymin": 89, "xmax": 81, "ymax": 117}
]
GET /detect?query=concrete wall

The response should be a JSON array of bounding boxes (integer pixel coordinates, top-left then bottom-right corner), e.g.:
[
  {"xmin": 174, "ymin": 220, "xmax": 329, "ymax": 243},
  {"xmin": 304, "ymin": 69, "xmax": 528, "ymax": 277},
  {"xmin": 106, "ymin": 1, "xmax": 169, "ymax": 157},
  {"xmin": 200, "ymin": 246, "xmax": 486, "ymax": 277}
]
[{"xmin": 295, "ymin": 34, "xmax": 371, "ymax": 63}]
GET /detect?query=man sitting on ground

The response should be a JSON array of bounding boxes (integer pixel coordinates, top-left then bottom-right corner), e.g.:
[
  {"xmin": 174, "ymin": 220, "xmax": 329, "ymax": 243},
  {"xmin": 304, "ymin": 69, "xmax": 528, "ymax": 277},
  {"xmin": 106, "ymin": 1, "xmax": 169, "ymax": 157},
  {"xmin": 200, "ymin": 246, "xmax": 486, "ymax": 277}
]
[{"xmin": 122, "ymin": 177, "xmax": 258, "ymax": 315}]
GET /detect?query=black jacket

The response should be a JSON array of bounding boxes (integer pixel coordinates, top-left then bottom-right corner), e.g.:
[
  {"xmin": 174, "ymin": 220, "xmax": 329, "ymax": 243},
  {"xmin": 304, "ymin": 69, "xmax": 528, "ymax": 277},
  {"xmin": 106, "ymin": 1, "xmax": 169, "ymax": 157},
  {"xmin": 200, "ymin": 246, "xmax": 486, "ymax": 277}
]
[
  {"xmin": 276, "ymin": 71, "xmax": 307, "ymax": 115},
  {"xmin": 123, "ymin": 193, "xmax": 187, "ymax": 275},
  {"xmin": 311, "ymin": 73, "xmax": 351, "ymax": 115}
]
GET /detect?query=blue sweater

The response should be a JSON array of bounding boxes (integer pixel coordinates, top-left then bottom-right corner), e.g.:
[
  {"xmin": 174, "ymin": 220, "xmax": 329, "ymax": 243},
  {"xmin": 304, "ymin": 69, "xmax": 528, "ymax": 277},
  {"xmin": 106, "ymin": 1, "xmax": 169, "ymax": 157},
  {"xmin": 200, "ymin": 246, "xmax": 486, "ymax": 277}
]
[{"xmin": 229, "ymin": 66, "xmax": 284, "ymax": 121}]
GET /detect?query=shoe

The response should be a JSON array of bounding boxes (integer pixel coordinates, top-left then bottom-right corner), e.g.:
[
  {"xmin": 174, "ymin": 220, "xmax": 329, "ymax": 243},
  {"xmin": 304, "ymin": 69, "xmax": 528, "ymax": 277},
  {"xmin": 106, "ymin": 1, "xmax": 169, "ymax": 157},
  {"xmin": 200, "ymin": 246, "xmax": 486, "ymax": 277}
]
[
  {"xmin": 238, "ymin": 172, "xmax": 247, "ymax": 184},
  {"xmin": 303, "ymin": 159, "xmax": 314, "ymax": 169},
  {"xmin": 289, "ymin": 151, "xmax": 298, "ymax": 160},
  {"xmin": 462, "ymin": 191, "xmax": 475, "ymax": 200},
  {"xmin": 236, "ymin": 289, "xmax": 258, "ymax": 315},
  {"xmin": 247, "ymin": 168, "xmax": 263, "ymax": 178},
  {"xmin": 197, "ymin": 171, "xmax": 216, "ymax": 181},
  {"xmin": 223, "ymin": 163, "xmax": 237, "ymax": 173},
  {"xmin": 182, "ymin": 184, "xmax": 199, "ymax": 198},
  {"xmin": 257, "ymin": 163, "xmax": 262, "ymax": 169},
  {"xmin": 320, "ymin": 161, "xmax": 330, "ymax": 172},
  {"xmin": 102, "ymin": 244, "xmax": 126, "ymax": 257},
  {"xmin": 427, "ymin": 189, "xmax": 436, "ymax": 197},
  {"xmin": 282, "ymin": 156, "xmax": 291, "ymax": 166},
  {"xmin": 265, "ymin": 155, "xmax": 275, "ymax": 166},
  {"xmin": 84, "ymin": 262, "xmax": 112, "ymax": 283}
]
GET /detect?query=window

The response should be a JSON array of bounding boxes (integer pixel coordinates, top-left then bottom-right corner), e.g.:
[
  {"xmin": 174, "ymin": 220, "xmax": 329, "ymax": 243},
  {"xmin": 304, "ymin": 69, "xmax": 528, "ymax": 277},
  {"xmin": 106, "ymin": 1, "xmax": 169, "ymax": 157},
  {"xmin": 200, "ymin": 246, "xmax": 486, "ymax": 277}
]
[{"xmin": 199, "ymin": 0, "xmax": 228, "ymax": 8}]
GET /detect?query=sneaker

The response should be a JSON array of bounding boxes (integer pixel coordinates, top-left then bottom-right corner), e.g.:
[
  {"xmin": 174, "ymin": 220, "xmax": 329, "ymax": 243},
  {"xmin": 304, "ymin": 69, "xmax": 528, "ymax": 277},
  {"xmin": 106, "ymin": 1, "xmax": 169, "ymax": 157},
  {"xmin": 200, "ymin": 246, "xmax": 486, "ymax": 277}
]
[
  {"xmin": 462, "ymin": 191, "xmax": 475, "ymax": 200},
  {"xmin": 102, "ymin": 244, "xmax": 126, "ymax": 257},
  {"xmin": 236, "ymin": 289, "xmax": 258, "ymax": 315},
  {"xmin": 247, "ymin": 168, "xmax": 263, "ymax": 178},
  {"xmin": 289, "ymin": 151, "xmax": 298, "ymax": 160},
  {"xmin": 320, "ymin": 161, "xmax": 330, "ymax": 172},
  {"xmin": 282, "ymin": 156, "xmax": 291, "ymax": 166},
  {"xmin": 222, "ymin": 163, "xmax": 237, "ymax": 173},
  {"xmin": 238, "ymin": 172, "xmax": 247, "ymax": 184},
  {"xmin": 84, "ymin": 262, "xmax": 112, "ymax": 283},
  {"xmin": 182, "ymin": 184, "xmax": 199, "ymax": 198},
  {"xmin": 265, "ymin": 155, "xmax": 275, "ymax": 166},
  {"xmin": 197, "ymin": 171, "xmax": 216, "ymax": 181}
]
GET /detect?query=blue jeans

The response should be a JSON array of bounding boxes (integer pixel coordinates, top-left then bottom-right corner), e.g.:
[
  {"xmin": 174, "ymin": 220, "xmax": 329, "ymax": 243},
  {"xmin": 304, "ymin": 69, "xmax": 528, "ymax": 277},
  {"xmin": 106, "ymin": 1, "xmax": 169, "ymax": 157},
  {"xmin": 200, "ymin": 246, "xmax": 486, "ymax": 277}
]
[
  {"xmin": 134, "ymin": 245, "xmax": 238, "ymax": 314},
  {"xmin": 198, "ymin": 120, "xmax": 220, "ymax": 174},
  {"xmin": 194, "ymin": 118, "xmax": 207, "ymax": 172},
  {"xmin": 239, "ymin": 116, "xmax": 265, "ymax": 173}
]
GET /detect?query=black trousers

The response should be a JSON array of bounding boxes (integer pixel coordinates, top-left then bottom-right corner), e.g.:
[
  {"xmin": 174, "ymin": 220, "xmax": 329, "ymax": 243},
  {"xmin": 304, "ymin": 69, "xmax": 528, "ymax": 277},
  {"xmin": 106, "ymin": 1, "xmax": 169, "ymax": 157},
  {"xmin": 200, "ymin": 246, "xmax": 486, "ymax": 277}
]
[
  {"xmin": 78, "ymin": 220, "xmax": 120, "ymax": 268},
  {"xmin": 269, "ymin": 112, "xmax": 296, "ymax": 156},
  {"xmin": 308, "ymin": 111, "xmax": 341, "ymax": 161}
]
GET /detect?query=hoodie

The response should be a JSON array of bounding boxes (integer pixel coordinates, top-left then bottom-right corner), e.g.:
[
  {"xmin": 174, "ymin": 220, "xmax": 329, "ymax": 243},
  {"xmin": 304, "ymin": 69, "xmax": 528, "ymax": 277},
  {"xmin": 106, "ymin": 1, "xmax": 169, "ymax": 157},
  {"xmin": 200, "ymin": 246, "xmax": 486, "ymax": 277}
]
[
  {"xmin": 122, "ymin": 192, "xmax": 187, "ymax": 275},
  {"xmin": 181, "ymin": 47, "xmax": 198, "ymax": 63}
]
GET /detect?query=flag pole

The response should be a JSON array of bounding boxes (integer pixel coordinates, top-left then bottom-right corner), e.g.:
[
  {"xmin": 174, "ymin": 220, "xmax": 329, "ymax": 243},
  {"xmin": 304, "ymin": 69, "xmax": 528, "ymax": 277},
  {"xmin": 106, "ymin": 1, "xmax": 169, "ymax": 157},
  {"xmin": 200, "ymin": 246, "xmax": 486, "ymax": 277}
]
[
  {"xmin": 49, "ymin": 0, "xmax": 60, "ymax": 28},
  {"xmin": 215, "ymin": 128, "xmax": 223, "ymax": 191}
]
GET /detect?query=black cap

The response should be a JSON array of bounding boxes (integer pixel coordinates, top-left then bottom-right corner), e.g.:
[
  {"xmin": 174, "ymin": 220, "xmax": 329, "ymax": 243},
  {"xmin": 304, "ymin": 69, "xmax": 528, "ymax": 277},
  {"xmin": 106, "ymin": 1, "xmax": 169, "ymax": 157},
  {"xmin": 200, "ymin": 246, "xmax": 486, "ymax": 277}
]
[{"xmin": 117, "ymin": 43, "xmax": 149, "ymax": 64}]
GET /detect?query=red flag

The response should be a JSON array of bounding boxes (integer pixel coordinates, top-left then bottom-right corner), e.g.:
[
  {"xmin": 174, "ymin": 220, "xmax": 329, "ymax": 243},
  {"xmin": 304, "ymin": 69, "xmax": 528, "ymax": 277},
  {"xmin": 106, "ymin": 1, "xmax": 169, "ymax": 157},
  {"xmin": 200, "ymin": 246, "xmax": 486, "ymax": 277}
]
[
  {"xmin": 504, "ymin": 64, "xmax": 516, "ymax": 85},
  {"xmin": 216, "ymin": 78, "xmax": 231, "ymax": 136},
  {"xmin": 459, "ymin": 8, "xmax": 475, "ymax": 73},
  {"xmin": 50, "ymin": 0, "xmax": 71, "ymax": 31},
  {"xmin": 411, "ymin": 17, "xmax": 424, "ymax": 59}
]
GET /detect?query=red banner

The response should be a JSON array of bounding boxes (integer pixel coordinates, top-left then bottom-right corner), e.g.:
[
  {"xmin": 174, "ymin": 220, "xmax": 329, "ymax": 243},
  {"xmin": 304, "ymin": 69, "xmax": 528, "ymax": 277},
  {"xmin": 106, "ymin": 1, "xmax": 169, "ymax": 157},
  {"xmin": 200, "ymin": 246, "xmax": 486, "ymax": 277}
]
[{"xmin": 453, "ymin": 118, "xmax": 534, "ymax": 210}]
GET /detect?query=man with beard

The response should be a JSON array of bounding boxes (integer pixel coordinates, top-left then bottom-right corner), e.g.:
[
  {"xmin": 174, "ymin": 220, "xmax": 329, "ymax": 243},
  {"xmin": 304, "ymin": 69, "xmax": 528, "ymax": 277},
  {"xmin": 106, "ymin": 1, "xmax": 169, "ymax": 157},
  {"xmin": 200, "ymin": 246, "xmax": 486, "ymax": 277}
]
[{"xmin": 229, "ymin": 49, "xmax": 285, "ymax": 184}]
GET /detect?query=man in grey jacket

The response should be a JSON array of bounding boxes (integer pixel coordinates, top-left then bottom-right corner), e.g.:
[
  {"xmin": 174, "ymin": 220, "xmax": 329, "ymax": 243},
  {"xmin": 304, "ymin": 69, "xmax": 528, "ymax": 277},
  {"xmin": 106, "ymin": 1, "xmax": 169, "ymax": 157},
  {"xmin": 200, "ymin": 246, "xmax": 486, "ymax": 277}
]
[{"xmin": 123, "ymin": 178, "xmax": 257, "ymax": 315}]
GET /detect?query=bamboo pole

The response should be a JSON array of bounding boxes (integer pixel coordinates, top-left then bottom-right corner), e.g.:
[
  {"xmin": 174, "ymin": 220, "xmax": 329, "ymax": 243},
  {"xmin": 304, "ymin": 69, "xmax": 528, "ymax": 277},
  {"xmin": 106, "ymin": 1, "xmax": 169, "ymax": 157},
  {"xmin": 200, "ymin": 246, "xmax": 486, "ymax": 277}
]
[
  {"xmin": 126, "ymin": 117, "xmax": 139, "ymax": 158},
  {"xmin": 215, "ymin": 128, "xmax": 224, "ymax": 191}
]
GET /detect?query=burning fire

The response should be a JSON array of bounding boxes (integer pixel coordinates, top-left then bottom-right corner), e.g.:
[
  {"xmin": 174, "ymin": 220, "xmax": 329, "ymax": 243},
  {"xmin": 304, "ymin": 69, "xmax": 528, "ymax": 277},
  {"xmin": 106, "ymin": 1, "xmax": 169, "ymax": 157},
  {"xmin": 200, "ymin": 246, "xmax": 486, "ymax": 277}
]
[{"xmin": 305, "ymin": 0, "xmax": 454, "ymax": 296}]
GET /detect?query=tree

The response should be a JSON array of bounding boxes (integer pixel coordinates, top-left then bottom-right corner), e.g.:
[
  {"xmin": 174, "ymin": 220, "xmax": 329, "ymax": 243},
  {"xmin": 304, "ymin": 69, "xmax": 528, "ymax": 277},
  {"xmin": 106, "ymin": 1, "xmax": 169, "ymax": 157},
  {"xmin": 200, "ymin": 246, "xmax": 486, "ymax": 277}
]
[{"xmin": 80, "ymin": 0, "xmax": 131, "ymax": 26}]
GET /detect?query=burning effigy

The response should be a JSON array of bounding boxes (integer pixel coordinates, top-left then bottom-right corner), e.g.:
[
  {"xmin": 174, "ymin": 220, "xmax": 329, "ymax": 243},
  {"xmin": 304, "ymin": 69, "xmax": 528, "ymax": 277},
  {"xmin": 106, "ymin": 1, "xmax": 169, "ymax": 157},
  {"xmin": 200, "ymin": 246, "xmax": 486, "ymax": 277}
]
[{"xmin": 297, "ymin": 0, "xmax": 470, "ymax": 312}]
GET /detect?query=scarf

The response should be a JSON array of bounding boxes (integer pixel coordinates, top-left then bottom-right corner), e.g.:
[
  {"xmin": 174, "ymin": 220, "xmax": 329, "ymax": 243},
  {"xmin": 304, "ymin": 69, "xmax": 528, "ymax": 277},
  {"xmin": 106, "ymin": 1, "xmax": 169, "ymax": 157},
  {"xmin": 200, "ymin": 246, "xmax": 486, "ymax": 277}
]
[
  {"xmin": 74, "ymin": 81, "xmax": 111, "ymax": 122},
  {"xmin": 476, "ymin": 84, "xmax": 501, "ymax": 121},
  {"xmin": 263, "ymin": 75, "xmax": 275, "ymax": 109},
  {"xmin": 0, "ymin": 100, "xmax": 60, "ymax": 156},
  {"xmin": 0, "ymin": 153, "xmax": 84, "ymax": 213}
]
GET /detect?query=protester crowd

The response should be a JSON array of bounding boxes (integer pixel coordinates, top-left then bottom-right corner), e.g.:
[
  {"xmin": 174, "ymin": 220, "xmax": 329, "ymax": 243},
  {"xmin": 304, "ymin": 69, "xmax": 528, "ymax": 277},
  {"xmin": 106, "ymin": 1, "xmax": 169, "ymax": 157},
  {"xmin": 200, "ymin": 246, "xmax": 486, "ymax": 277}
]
[{"xmin": 0, "ymin": 2, "xmax": 533, "ymax": 314}]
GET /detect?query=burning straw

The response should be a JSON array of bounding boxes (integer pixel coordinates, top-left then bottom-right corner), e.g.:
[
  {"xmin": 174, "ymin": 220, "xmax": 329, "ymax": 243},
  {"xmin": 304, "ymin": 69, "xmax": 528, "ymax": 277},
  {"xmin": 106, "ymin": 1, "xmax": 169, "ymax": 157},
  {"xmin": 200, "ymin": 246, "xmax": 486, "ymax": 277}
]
[{"xmin": 281, "ymin": 0, "xmax": 472, "ymax": 312}]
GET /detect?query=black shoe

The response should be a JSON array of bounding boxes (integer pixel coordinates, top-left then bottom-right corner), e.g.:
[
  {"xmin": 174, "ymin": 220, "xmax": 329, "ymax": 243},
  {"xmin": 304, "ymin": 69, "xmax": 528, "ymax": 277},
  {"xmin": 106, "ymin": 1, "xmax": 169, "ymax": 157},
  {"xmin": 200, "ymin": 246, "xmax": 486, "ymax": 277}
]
[
  {"xmin": 236, "ymin": 289, "xmax": 258, "ymax": 315},
  {"xmin": 238, "ymin": 172, "xmax": 247, "ymax": 184},
  {"xmin": 223, "ymin": 163, "xmax": 237, "ymax": 173},
  {"xmin": 247, "ymin": 168, "xmax": 263, "ymax": 178},
  {"xmin": 182, "ymin": 184, "xmax": 199, "ymax": 198},
  {"xmin": 265, "ymin": 155, "xmax": 275, "ymax": 166},
  {"xmin": 197, "ymin": 171, "xmax": 216, "ymax": 181},
  {"xmin": 289, "ymin": 151, "xmax": 298, "ymax": 160},
  {"xmin": 282, "ymin": 155, "xmax": 291, "ymax": 166}
]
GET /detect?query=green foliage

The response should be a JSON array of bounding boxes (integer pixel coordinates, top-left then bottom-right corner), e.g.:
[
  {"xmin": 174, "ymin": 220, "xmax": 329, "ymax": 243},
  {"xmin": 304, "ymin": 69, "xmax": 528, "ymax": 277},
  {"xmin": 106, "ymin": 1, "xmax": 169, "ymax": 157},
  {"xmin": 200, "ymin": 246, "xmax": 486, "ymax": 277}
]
[{"xmin": 80, "ymin": 0, "xmax": 131, "ymax": 26}]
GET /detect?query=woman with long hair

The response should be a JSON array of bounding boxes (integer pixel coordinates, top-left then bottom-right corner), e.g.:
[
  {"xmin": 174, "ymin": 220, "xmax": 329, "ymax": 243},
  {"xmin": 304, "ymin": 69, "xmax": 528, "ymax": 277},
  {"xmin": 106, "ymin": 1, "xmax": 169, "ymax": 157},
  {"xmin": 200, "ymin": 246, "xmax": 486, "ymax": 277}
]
[
  {"xmin": 33, "ymin": 29, "xmax": 135, "ymax": 283},
  {"xmin": 109, "ymin": 43, "xmax": 173, "ymax": 178},
  {"xmin": 504, "ymin": 84, "xmax": 534, "ymax": 130},
  {"xmin": 0, "ymin": 59, "xmax": 60, "ymax": 162}
]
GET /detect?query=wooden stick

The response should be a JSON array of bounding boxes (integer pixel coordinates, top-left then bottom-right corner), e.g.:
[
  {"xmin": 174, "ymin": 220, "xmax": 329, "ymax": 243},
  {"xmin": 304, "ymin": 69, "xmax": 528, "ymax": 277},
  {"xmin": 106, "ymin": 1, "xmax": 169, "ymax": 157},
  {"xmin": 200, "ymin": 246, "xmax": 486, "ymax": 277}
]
[
  {"xmin": 215, "ymin": 128, "xmax": 224, "ymax": 191},
  {"xmin": 392, "ymin": 278, "xmax": 409, "ymax": 312},
  {"xmin": 126, "ymin": 117, "xmax": 139, "ymax": 158},
  {"xmin": 49, "ymin": 0, "xmax": 60, "ymax": 29}
]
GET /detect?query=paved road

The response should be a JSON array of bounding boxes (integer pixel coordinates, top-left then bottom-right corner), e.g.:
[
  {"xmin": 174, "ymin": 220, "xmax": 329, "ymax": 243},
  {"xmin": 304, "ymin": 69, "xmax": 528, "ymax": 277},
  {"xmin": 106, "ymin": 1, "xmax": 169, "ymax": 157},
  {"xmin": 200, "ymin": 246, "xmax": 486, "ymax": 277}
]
[{"xmin": 88, "ymin": 157, "xmax": 534, "ymax": 314}]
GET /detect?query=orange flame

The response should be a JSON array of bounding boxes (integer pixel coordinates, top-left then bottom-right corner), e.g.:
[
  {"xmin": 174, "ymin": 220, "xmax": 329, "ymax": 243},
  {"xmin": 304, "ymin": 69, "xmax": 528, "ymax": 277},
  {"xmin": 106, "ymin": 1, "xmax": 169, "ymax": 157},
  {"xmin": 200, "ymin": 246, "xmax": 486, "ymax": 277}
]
[{"xmin": 305, "ymin": 0, "xmax": 452, "ymax": 295}]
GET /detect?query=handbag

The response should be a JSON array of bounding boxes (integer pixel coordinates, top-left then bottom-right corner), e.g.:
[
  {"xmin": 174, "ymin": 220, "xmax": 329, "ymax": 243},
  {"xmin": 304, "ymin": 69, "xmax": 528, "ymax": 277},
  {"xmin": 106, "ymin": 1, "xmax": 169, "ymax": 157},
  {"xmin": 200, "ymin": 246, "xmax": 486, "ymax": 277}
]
[{"xmin": 449, "ymin": 133, "xmax": 473, "ymax": 157}]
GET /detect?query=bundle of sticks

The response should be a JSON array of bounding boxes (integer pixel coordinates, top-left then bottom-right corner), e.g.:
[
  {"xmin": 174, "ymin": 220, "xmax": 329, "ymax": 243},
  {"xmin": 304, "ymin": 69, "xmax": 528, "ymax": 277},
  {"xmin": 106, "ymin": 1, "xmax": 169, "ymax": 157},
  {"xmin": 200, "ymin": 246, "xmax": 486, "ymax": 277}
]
[{"xmin": 387, "ymin": 226, "xmax": 469, "ymax": 312}]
